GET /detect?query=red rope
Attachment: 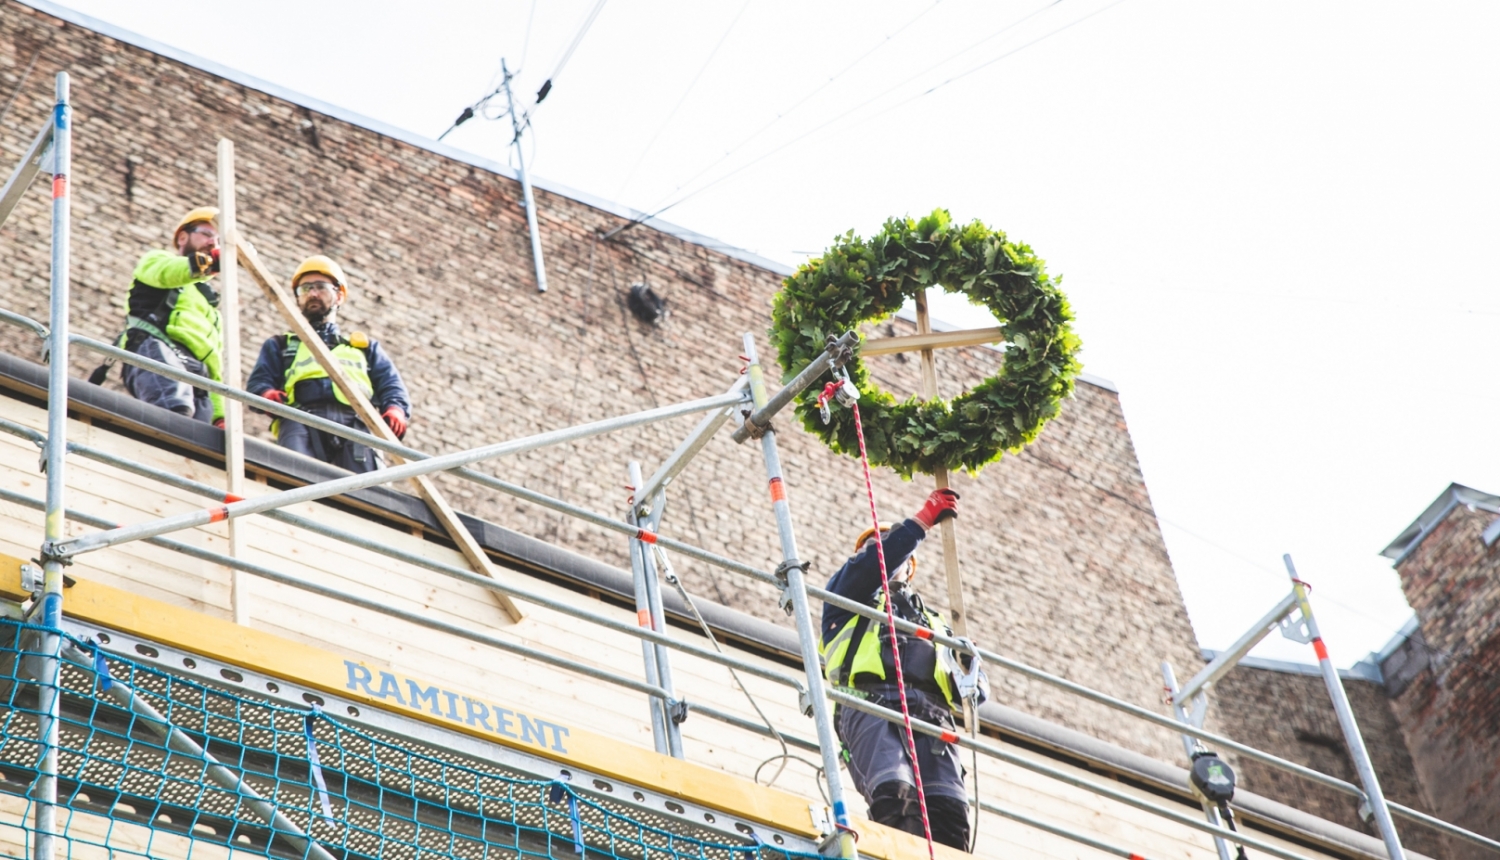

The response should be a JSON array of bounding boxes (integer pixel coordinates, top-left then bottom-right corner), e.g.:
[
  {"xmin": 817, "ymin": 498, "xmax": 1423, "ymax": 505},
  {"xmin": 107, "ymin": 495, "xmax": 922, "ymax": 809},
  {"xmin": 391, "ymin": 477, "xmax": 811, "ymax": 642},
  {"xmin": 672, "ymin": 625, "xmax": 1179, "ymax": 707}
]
[{"xmin": 849, "ymin": 402, "xmax": 937, "ymax": 860}]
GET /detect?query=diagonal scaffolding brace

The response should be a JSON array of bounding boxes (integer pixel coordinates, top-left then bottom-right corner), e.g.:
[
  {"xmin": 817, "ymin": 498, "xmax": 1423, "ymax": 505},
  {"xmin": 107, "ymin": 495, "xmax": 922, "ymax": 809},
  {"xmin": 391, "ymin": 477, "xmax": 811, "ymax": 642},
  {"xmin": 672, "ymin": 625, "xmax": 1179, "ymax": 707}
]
[
  {"xmin": 43, "ymin": 390, "xmax": 744, "ymax": 561},
  {"xmin": 57, "ymin": 641, "xmax": 339, "ymax": 860}
]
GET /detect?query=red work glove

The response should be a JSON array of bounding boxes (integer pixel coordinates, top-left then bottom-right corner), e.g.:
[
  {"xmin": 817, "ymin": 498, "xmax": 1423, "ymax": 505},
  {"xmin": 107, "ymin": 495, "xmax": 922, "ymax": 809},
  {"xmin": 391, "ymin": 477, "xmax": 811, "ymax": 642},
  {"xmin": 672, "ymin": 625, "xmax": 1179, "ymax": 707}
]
[
  {"xmin": 913, "ymin": 488, "xmax": 960, "ymax": 530},
  {"xmin": 213, "ymin": 418, "xmax": 225, "ymax": 429},
  {"xmin": 382, "ymin": 406, "xmax": 408, "ymax": 439},
  {"xmin": 260, "ymin": 388, "xmax": 287, "ymax": 405}
]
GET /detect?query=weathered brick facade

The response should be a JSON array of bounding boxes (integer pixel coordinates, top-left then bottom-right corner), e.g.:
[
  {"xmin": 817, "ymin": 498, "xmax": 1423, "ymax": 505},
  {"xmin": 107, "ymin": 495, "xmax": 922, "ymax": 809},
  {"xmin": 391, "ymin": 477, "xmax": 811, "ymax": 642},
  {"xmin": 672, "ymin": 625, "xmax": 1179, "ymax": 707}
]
[
  {"xmin": 1386, "ymin": 504, "xmax": 1500, "ymax": 857},
  {"xmin": 0, "ymin": 2, "xmax": 1210, "ymax": 764},
  {"xmin": 1211, "ymin": 665, "xmax": 1445, "ymax": 858}
]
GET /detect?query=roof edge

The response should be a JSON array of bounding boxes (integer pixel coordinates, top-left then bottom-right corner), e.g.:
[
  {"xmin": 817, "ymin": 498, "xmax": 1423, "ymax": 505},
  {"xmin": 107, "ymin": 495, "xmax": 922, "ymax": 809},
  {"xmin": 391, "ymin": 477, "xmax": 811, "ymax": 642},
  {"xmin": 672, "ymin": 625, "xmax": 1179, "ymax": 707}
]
[
  {"xmin": 15, "ymin": 0, "xmax": 795, "ymax": 278},
  {"xmin": 1200, "ymin": 647, "xmax": 1385, "ymax": 683},
  {"xmin": 1380, "ymin": 482, "xmax": 1500, "ymax": 563}
]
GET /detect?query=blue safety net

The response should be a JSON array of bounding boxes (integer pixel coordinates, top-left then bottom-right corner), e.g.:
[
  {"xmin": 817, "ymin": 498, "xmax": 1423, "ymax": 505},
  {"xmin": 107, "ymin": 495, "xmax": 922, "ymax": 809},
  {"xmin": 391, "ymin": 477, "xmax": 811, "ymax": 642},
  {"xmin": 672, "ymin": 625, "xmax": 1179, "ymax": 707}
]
[{"xmin": 0, "ymin": 619, "xmax": 820, "ymax": 860}]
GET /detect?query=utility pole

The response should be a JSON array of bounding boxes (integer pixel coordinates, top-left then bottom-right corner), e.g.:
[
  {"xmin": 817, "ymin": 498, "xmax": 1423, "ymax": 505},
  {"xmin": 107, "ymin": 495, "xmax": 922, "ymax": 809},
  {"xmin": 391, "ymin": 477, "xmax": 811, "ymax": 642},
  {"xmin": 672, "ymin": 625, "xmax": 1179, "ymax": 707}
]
[{"xmin": 501, "ymin": 59, "xmax": 548, "ymax": 293}]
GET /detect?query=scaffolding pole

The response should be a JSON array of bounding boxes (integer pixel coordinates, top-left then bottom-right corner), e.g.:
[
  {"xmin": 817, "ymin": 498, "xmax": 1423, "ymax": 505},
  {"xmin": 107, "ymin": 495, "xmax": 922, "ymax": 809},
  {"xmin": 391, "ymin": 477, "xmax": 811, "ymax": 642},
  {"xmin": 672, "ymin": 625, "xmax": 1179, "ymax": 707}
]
[
  {"xmin": 1161, "ymin": 662, "xmax": 1235, "ymax": 860},
  {"xmin": 628, "ymin": 464, "xmax": 670, "ymax": 754},
  {"xmin": 742, "ymin": 333, "xmax": 857, "ymax": 860},
  {"xmin": 629, "ymin": 462, "xmax": 683, "ymax": 757},
  {"xmin": 33, "ymin": 70, "xmax": 70, "ymax": 860},
  {"xmin": 640, "ymin": 484, "xmax": 683, "ymax": 757},
  {"xmin": 1284, "ymin": 556, "xmax": 1407, "ymax": 860}
]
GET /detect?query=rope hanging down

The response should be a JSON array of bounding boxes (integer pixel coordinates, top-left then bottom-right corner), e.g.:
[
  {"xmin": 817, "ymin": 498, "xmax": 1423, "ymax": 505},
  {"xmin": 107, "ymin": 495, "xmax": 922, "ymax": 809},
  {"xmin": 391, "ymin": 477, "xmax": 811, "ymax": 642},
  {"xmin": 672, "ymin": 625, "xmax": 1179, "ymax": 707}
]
[{"xmin": 846, "ymin": 392, "xmax": 938, "ymax": 860}]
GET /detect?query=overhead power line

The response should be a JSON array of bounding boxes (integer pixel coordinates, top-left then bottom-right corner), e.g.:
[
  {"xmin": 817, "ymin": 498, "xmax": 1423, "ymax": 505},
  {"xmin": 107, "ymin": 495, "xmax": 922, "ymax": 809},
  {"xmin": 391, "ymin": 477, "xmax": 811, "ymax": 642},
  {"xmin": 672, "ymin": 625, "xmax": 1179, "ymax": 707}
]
[
  {"xmin": 617, "ymin": 0, "xmax": 945, "ymax": 204},
  {"xmin": 536, "ymin": 0, "xmax": 610, "ymax": 104},
  {"xmin": 606, "ymin": 0, "xmax": 1092, "ymax": 240},
  {"xmin": 438, "ymin": 0, "xmax": 610, "ymax": 140},
  {"xmin": 517, "ymin": 0, "xmax": 540, "ymax": 73},
  {"xmin": 613, "ymin": 0, "xmax": 754, "ymax": 200}
]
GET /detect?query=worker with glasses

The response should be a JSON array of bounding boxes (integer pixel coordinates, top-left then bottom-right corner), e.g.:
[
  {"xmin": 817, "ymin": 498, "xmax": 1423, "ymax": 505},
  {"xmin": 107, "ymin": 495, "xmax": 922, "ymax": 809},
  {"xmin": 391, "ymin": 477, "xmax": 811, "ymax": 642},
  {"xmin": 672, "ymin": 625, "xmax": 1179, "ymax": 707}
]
[
  {"xmin": 88, "ymin": 207, "xmax": 227, "ymax": 425},
  {"xmin": 246, "ymin": 255, "xmax": 411, "ymax": 473}
]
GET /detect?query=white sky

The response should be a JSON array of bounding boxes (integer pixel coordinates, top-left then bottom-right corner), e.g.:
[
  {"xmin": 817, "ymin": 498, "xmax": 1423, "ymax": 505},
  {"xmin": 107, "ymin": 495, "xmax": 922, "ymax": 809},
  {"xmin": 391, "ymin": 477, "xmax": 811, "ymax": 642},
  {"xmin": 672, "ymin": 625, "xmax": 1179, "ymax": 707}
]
[{"xmin": 47, "ymin": 0, "xmax": 1500, "ymax": 668}]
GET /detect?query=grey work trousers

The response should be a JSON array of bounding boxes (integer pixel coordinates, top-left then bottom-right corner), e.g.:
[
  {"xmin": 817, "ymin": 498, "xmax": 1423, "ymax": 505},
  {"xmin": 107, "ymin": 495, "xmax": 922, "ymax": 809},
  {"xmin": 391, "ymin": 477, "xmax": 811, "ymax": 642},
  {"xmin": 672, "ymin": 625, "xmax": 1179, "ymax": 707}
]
[
  {"xmin": 276, "ymin": 400, "xmax": 383, "ymax": 474},
  {"xmin": 122, "ymin": 334, "xmax": 213, "ymax": 422},
  {"xmin": 836, "ymin": 684, "xmax": 971, "ymax": 849}
]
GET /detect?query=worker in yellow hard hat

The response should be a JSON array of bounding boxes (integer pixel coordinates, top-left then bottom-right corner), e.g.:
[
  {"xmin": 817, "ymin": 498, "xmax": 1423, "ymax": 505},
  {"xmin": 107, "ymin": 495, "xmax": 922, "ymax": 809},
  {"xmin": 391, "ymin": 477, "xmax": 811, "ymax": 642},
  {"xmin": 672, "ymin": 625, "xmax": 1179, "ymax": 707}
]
[
  {"xmin": 88, "ymin": 207, "xmax": 227, "ymax": 425},
  {"xmin": 245, "ymin": 255, "xmax": 411, "ymax": 473},
  {"xmin": 818, "ymin": 488, "xmax": 987, "ymax": 851}
]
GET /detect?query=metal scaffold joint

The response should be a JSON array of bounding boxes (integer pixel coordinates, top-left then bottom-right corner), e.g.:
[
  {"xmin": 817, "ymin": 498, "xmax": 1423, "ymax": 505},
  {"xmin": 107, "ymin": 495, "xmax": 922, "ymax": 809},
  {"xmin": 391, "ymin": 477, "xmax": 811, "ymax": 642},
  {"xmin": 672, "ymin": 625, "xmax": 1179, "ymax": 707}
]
[{"xmin": 774, "ymin": 558, "xmax": 810, "ymax": 616}]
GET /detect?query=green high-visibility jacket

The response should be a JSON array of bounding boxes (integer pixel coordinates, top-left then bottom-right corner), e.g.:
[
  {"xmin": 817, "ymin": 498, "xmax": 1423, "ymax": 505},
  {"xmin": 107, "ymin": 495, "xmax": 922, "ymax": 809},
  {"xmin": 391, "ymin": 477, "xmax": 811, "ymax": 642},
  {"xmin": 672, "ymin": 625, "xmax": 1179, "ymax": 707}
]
[{"xmin": 126, "ymin": 250, "xmax": 224, "ymax": 420}]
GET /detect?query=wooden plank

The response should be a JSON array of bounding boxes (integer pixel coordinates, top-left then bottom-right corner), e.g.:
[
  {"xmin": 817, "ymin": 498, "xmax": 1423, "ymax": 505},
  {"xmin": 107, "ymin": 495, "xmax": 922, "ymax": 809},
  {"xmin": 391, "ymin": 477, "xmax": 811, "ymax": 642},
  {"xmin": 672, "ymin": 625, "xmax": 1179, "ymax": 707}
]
[
  {"xmin": 234, "ymin": 239, "xmax": 524, "ymax": 623},
  {"xmin": 216, "ymin": 138, "xmax": 249, "ymax": 625},
  {"xmin": 860, "ymin": 325, "xmax": 1004, "ymax": 357},
  {"xmin": 912, "ymin": 293, "xmax": 970, "ymax": 638}
]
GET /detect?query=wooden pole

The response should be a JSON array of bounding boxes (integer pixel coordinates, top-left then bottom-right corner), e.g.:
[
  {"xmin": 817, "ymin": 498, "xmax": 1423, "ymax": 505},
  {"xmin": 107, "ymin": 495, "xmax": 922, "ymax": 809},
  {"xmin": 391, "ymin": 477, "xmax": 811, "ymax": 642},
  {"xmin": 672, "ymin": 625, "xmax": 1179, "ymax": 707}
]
[
  {"xmin": 913, "ymin": 290, "xmax": 977, "ymax": 739},
  {"xmin": 912, "ymin": 291, "xmax": 968, "ymax": 637},
  {"xmin": 235, "ymin": 239, "xmax": 525, "ymax": 623},
  {"xmin": 216, "ymin": 140, "xmax": 249, "ymax": 625}
]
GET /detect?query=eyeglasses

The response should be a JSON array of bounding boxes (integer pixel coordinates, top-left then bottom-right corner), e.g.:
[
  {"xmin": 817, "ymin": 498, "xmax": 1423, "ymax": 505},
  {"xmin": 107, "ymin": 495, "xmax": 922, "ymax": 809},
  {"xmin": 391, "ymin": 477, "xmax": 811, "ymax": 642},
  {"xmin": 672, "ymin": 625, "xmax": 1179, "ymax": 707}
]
[
  {"xmin": 188, "ymin": 228, "xmax": 219, "ymax": 240},
  {"xmin": 295, "ymin": 282, "xmax": 336, "ymax": 297}
]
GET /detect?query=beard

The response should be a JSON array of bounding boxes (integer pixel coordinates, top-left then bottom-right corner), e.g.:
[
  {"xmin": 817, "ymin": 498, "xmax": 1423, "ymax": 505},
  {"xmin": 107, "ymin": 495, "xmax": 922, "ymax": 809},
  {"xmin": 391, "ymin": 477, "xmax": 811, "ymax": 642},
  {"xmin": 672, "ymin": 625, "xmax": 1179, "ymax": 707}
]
[{"xmin": 301, "ymin": 302, "xmax": 330, "ymax": 325}]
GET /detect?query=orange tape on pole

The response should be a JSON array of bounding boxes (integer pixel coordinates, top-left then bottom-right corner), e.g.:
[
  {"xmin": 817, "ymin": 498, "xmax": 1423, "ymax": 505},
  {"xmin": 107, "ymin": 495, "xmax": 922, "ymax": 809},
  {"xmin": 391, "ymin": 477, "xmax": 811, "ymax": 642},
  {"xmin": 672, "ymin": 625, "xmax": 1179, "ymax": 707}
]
[
  {"xmin": 768, "ymin": 477, "xmax": 786, "ymax": 503},
  {"xmin": 1312, "ymin": 637, "xmax": 1329, "ymax": 661}
]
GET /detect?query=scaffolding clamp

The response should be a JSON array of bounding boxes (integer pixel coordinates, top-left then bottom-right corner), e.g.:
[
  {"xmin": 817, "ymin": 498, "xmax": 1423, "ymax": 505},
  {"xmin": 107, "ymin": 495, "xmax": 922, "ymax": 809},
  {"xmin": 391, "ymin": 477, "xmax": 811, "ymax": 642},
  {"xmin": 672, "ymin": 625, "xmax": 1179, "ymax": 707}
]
[
  {"xmin": 798, "ymin": 687, "xmax": 814, "ymax": 717},
  {"xmin": 773, "ymin": 559, "xmax": 809, "ymax": 616},
  {"xmin": 38, "ymin": 539, "xmax": 73, "ymax": 567},
  {"xmin": 738, "ymin": 407, "xmax": 772, "ymax": 440},
  {"xmin": 823, "ymin": 332, "xmax": 854, "ymax": 371},
  {"xmin": 667, "ymin": 698, "xmax": 689, "ymax": 725}
]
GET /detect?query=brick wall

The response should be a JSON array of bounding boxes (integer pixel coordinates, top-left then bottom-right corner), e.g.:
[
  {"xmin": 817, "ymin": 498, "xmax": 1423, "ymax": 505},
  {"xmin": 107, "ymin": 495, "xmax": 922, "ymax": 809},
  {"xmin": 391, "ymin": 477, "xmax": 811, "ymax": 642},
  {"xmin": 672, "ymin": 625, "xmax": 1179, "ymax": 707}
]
[
  {"xmin": 1211, "ymin": 665, "xmax": 1446, "ymax": 858},
  {"xmin": 0, "ymin": 4, "xmax": 1206, "ymax": 763},
  {"xmin": 1388, "ymin": 506, "xmax": 1500, "ymax": 856}
]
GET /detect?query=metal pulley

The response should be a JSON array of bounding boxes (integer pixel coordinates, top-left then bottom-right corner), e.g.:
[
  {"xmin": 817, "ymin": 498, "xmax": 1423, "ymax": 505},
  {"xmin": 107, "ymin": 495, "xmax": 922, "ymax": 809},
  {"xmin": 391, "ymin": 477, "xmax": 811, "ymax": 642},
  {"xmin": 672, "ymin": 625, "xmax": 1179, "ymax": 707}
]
[{"xmin": 816, "ymin": 373, "xmax": 859, "ymax": 425}]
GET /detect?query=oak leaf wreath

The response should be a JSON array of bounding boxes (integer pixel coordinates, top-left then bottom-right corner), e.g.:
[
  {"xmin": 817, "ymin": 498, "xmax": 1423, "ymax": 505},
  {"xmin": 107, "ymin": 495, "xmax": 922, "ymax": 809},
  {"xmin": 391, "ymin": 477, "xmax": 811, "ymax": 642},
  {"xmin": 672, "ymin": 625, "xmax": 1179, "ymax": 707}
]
[{"xmin": 769, "ymin": 209, "xmax": 1082, "ymax": 477}]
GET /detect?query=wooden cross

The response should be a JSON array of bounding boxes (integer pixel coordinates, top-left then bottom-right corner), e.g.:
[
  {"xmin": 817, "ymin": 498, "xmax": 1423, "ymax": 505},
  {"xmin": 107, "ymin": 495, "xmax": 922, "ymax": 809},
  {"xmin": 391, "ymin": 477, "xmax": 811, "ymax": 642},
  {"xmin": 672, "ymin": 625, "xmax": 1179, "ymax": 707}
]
[{"xmin": 865, "ymin": 290, "xmax": 1003, "ymax": 733}]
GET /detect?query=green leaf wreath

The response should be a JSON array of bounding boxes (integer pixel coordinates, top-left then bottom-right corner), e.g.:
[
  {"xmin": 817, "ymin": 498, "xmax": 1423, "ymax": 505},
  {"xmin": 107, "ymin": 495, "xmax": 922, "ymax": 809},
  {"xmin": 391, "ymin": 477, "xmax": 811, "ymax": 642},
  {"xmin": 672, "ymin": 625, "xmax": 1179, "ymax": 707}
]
[{"xmin": 770, "ymin": 209, "xmax": 1082, "ymax": 478}]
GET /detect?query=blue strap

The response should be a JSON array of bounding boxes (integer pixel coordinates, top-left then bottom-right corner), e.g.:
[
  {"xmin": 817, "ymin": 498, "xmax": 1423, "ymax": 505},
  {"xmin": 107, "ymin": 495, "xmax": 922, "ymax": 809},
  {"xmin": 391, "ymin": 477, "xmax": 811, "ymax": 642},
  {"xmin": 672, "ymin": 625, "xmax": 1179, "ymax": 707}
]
[
  {"xmin": 92, "ymin": 648, "xmax": 112, "ymax": 692},
  {"xmin": 548, "ymin": 779, "xmax": 585, "ymax": 855},
  {"xmin": 304, "ymin": 706, "xmax": 334, "ymax": 821},
  {"xmin": 567, "ymin": 793, "xmax": 584, "ymax": 855}
]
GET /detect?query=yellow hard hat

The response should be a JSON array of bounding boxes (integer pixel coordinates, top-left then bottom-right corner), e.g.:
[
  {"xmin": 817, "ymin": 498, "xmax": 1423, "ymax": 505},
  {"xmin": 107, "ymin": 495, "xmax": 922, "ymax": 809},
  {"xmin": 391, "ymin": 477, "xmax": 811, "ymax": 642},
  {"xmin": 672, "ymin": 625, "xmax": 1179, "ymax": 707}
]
[
  {"xmin": 853, "ymin": 522, "xmax": 916, "ymax": 577},
  {"xmin": 291, "ymin": 255, "xmax": 349, "ymax": 297},
  {"xmin": 172, "ymin": 207, "xmax": 219, "ymax": 239},
  {"xmin": 855, "ymin": 523, "xmax": 893, "ymax": 552}
]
